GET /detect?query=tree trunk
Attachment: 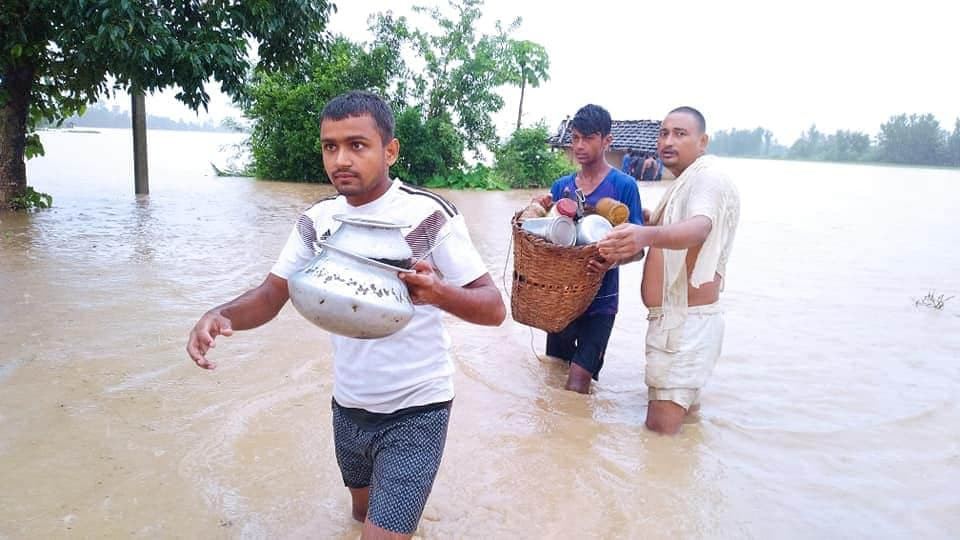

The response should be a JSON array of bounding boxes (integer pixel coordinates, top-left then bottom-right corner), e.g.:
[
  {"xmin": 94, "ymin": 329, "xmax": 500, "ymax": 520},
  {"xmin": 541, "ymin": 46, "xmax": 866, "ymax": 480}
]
[
  {"xmin": 131, "ymin": 92, "xmax": 150, "ymax": 195},
  {"xmin": 516, "ymin": 75, "xmax": 526, "ymax": 131},
  {"xmin": 0, "ymin": 64, "xmax": 35, "ymax": 208}
]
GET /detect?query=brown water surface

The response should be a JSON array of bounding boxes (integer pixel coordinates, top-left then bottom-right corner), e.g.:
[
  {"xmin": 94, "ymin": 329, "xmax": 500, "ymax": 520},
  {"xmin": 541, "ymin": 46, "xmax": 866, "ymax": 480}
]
[{"xmin": 1, "ymin": 128, "xmax": 958, "ymax": 538}]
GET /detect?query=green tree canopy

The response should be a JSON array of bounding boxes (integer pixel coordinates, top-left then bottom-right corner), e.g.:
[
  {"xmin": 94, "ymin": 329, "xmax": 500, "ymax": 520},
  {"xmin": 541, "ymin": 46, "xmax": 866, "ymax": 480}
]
[
  {"xmin": 878, "ymin": 113, "xmax": 947, "ymax": 165},
  {"xmin": 0, "ymin": 0, "xmax": 334, "ymax": 206},
  {"xmin": 371, "ymin": 0, "xmax": 525, "ymax": 157},
  {"xmin": 245, "ymin": 36, "xmax": 406, "ymax": 182},
  {"xmin": 493, "ymin": 123, "xmax": 571, "ymax": 188},
  {"xmin": 244, "ymin": 0, "xmax": 550, "ymax": 185},
  {"xmin": 502, "ymin": 40, "xmax": 550, "ymax": 130},
  {"xmin": 392, "ymin": 106, "xmax": 465, "ymax": 184},
  {"xmin": 947, "ymin": 119, "xmax": 960, "ymax": 167},
  {"xmin": 789, "ymin": 124, "xmax": 825, "ymax": 159},
  {"xmin": 821, "ymin": 130, "xmax": 872, "ymax": 162}
]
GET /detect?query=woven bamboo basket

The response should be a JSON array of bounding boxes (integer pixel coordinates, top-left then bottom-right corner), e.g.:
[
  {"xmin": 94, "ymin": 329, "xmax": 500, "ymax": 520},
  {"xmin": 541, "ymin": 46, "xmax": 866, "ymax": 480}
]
[{"xmin": 510, "ymin": 212, "xmax": 604, "ymax": 333}]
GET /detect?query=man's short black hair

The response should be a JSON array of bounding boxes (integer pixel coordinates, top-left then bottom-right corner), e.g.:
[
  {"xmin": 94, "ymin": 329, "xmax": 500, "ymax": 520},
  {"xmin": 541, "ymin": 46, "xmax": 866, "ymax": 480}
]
[
  {"xmin": 570, "ymin": 104, "xmax": 612, "ymax": 137},
  {"xmin": 669, "ymin": 106, "xmax": 706, "ymax": 134},
  {"xmin": 321, "ymin": 91, "xmax": 395, "ymax": 144}
]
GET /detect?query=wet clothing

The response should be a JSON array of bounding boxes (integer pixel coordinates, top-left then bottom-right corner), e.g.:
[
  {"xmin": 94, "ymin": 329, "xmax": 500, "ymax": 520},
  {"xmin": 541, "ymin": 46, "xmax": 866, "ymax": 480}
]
[
  {"xmin": 546, "ymin": 168, "xmax": 643, "ymax": 378},
  {"xmin": 271, "ymin": 179, "xmax": 489, "ymax": 534},
  {"xmin": 644, "ymin": 154, "xmax": 740, "ymax": 408},
  {"xmin": 549, "ymin": 169, "xmax": 643, "ymax": 316},
  {"xmin": 332, "ymin": 399, "xmax": 451, "ymax": 534},
  {"xmin": 546, "ymin": 314, "xmax": 616, "ymax": 380},
  {"xmin": 271, "ymin": 179, "xmax": 488, "ymax": 413},
  {"xmin": 646, "ymin": 155, "xmax": 740, "ymax": 331},
  {"xmin": 645, "ymin": 303, "xmax": 724, "ymax": 410}
]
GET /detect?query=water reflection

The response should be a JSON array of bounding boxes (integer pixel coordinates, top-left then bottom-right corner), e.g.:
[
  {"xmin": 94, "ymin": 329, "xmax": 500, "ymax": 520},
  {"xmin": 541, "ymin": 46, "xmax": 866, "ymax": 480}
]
[{"xmin": 131, "ymin": 196, "xmax": 157, "ymax": 262}]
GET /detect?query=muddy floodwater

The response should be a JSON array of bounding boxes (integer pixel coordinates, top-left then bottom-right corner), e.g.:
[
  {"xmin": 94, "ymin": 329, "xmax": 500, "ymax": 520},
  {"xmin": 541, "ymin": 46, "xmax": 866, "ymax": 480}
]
[{"xmin": 1, "ymin": 128, "xmax": 958, "ymax": 538}]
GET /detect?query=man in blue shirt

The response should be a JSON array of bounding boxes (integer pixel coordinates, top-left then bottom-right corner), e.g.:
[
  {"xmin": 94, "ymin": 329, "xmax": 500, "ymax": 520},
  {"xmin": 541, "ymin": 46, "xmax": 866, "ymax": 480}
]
[
  {"xmin": 535, "ymin": 104, "xmax": 644, "ymax": 393},
  {"xmin": 621, "ymin": 150, "xmax": 634, "ymax": 174}
]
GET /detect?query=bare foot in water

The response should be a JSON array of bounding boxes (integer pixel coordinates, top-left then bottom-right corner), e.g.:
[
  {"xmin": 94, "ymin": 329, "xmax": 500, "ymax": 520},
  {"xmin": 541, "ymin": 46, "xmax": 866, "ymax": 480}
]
[{"xmin": 565, "ymin": 363, "xmax": 593, "ymax": 394}]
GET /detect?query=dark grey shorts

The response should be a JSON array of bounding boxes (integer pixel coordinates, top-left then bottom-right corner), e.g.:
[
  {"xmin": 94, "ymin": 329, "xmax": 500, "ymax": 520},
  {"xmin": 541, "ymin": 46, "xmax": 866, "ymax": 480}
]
[{"xmin": 331, "ymin": 399, "xmax": 451, "ymax": 534}]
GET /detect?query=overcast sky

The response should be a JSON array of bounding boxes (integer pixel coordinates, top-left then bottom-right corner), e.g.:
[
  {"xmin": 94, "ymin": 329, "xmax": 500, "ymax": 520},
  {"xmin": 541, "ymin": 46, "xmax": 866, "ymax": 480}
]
[{"xmin": 111, "ymin": 0, "xmax": 959, "ymax": 145}]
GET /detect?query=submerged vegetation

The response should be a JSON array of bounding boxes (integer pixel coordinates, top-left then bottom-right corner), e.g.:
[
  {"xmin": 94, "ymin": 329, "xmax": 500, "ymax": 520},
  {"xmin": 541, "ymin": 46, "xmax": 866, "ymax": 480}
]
[
  {"xmin": 914, "ymin": 291, "xmax": 954, "ymax": 310},
  {"xmin": 8, "ymin": 187, "xmax": 52, "ymax": 211}
]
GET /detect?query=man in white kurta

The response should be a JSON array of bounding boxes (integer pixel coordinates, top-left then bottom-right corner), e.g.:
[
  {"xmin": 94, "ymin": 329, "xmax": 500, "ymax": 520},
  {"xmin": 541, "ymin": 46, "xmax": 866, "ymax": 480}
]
[{"xmin": 600, "ymin": 106, "xmax": 740, "ymax": 435}]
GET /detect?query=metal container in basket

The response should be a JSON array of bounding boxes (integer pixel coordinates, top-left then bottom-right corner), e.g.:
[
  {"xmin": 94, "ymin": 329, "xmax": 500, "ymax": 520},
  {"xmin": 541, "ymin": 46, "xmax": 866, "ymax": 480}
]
[{"xmin": 510, "ymin": 212, "xmax": 605, "ymax": 333}]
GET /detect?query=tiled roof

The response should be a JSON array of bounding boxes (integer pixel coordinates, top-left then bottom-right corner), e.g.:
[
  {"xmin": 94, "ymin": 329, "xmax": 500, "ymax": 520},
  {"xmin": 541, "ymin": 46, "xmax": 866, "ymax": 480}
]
[{"xmin": 548, "ymin": 119, "xmax": 661, "ymax": 154}]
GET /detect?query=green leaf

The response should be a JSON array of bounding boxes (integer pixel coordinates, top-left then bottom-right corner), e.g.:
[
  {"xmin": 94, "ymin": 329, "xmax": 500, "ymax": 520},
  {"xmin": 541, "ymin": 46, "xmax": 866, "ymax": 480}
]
[{"xmin": 2, "ymin": 0, "xmax": 337, "ymax": 191}]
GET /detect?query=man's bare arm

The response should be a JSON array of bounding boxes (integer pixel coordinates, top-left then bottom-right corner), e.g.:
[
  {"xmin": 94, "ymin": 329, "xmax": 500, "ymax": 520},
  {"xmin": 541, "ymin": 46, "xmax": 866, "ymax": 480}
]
[
  {"xmin": 598, "ymin": 216, "xmax": 712, "ymax": 262},
  {"xmin": 400, "ymin": 264, "xmax": 506, "ymax": 326},
  {"xmin": 214, "ymin": 273, "xmax": 290, "ymax": 331},
  {"xmin": 641, "ymin": 215, "xmax": 712, "ymax": 250},
  {"xmin": 186, "ymin": 273, "xmax": 290, "ymax": 369}
]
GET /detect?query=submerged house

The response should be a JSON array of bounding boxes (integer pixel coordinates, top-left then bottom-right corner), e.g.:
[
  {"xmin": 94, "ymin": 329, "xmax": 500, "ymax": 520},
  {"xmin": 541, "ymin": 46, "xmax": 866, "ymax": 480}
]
[{"xmin": 548, "ymin": 118, "xmax": 673, "ymax": 179}]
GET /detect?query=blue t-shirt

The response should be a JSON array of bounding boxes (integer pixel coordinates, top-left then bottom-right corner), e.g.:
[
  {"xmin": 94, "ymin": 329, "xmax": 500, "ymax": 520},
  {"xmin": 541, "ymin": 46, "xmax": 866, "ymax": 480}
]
[
  {"xmin": 550, "ymin": 168, "xmax": 644, "ymax": 315},
  {"xmin": 621, "ymin": 154, "xmax": 633, "ymax": 173}
]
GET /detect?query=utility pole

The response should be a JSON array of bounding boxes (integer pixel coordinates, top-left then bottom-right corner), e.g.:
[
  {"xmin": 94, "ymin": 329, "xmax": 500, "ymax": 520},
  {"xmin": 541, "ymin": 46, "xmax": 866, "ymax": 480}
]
[{"xmin": 131, "ymin": 92, "xmax": 149, "ymax": 195}]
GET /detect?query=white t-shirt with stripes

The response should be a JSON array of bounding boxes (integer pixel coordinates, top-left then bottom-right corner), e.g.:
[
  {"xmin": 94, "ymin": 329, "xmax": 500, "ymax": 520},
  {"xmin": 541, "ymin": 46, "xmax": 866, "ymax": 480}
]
[{"xmin": 270, "ymin": 179, "xmax": 489, "ymax": 413}]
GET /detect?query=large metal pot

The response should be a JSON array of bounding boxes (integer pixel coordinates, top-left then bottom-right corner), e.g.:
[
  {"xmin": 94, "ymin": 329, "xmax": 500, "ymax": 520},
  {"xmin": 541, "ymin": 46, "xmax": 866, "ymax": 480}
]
[
  {"xmin": 288, "ymin": 215, "xmax": 415, "ymax": 339},
  {"xmin": 575, "ymin": 214, "xmax": 614, "ymax": 245}
]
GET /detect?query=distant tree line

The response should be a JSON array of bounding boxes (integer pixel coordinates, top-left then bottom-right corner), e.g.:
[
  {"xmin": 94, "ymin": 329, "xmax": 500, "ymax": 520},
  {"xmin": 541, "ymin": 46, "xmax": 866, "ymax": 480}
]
[
  {"xmin": 57, "ymin": 105, "xmax": 244, "ymax": 132},
  {"xmin": 710, "ymin": 127, "xmax": 787, "ymax": 158},
  {"xmin": 710, "ymin": 114, "xmax": 960, "ymax": 167}
]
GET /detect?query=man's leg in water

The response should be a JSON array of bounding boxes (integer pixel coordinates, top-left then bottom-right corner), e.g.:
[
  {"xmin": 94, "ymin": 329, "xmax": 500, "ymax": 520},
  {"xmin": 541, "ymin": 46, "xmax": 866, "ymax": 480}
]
[
  {"xmin": 350, "ymin": 487, "xmax": 370, "ymax": 522},
  {"xmin": 361, "ymin": 519, "xmax": 411, "ymax": 540},
  {"xmin": 646, "ymin": 400, "xmax": 687, "ymax": 435},
  {"xmin": 546, "ymin": 319, "xmax": 579, "ymax": 363},
  {"xmin": 644, "ymin": 309, "xmax": 722, "ymax": 433},
  {"xmin": 364, "ymin": 406, "xmax": 451, "ymax": 538},
  {"xmin": 336, "ymin": 403, "xmax": 450, "ymax": 538},
  {"xmin": 332, "ymin": 401, "xmax": 376, "ymax": 524},
  {"xmin": 565, "ymin": 314, "xmax": 615, "ymax": 394},
  {"xmin": 565, "ymin": 363, "xmax": 593, "ymax": 393}
]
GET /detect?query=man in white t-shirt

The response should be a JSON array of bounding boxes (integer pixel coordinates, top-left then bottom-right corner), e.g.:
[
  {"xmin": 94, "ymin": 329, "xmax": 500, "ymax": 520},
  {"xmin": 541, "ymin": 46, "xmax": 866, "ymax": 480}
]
[{"xmin": 186, "ymin": 91, "xmax": 506, "ymax": 538}]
